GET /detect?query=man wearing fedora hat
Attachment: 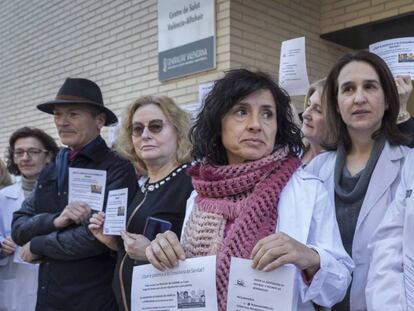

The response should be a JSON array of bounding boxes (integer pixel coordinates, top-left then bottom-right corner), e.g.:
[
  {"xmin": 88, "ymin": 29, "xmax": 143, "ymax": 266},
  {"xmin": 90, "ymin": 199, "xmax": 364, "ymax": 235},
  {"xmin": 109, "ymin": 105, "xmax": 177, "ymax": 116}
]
[{"xmin": 12, "ymin": 78, "xmax": 137, "ymax": 311}]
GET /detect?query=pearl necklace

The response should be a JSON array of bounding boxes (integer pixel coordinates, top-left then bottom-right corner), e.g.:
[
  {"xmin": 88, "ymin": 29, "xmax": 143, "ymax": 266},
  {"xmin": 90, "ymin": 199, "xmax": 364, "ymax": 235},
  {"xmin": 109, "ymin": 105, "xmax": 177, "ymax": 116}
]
[{"xmin": 140, "ymin": 163, "xmax": 189, "ymax": 193}]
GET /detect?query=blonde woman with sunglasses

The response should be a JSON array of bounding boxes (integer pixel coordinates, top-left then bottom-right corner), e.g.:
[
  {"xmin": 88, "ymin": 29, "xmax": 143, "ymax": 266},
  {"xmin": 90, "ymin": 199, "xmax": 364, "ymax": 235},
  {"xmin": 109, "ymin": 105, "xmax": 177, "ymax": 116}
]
[{"xmin": 89, "ymin": 96, "xmax": 193, "ymax": 311}]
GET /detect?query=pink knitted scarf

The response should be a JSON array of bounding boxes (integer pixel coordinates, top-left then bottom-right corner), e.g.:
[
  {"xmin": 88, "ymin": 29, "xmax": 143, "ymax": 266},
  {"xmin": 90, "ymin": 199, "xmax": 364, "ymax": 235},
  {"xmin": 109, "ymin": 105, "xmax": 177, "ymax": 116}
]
[{"xmin": 181, "ymin": 148, "xmax": 301, "ymax": 310}]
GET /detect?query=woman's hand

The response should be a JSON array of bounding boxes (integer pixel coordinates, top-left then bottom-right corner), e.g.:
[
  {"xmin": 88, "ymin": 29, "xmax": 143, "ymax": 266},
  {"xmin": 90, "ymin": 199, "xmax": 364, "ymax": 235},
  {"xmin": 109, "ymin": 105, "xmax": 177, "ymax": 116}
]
[
  {"xmin": 1, "ymin": 236, "xmax": 17, "ymax": 256},
  {"xmin": 145, "ymin": 230, "xmax": 186, "ymax": 271},
  {"xmin": 88, "ymin": 212, "xmax": 118, "ymax": 251},
  {"xmin": 251, "ymin": 232, "xmax": 320, "ymax": 279},
  {"xmin": 20, "ymin": 242, "xmax": 41, "ymax": 263},
  {"xmin": 121, "ymin": 231, "xmax": 150, "ymax": 261},
  {"xmin": 396, "ymin": 75, "xmax": 413, "ymax": 112}
]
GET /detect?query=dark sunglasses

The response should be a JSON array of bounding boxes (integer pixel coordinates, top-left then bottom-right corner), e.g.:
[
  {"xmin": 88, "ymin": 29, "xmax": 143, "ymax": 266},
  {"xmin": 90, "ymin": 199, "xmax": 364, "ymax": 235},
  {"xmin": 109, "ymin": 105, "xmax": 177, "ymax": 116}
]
[{"xmin": 131, "ymin": 119, "xmax": 164, "ymax": 137}]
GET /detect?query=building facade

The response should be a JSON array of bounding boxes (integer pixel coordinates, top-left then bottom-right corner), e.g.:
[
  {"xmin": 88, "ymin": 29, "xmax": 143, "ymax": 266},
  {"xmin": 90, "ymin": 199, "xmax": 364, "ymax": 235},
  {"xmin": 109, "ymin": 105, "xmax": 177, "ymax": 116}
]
[{"xmin": 1, "ymin": 0, "xmax": 413, "ymax": 157}]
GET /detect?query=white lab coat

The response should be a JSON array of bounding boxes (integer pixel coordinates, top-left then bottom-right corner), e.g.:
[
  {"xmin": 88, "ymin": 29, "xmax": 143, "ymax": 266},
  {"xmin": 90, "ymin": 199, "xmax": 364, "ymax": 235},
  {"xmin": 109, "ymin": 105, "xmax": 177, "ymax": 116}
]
[
  {"xmin": 0, "ymin": 181, "xmax": 38, "ymax": 311},
  {"xmin": 183, "ymin": 168, "xmax": 354, "ymax": 311},
  {"xmin": 366, "ymin": 148, "xmax": 414, "ymax": 311},
  {"xmin": 305, "ymin": 141, "xmax": 409, "ymax": 311}
]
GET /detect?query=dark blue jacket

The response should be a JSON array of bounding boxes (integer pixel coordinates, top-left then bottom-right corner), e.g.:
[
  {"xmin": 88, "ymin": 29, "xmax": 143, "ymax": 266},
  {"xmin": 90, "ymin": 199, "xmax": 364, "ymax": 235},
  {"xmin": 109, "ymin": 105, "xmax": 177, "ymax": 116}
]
[{"xmin": 12, "ymin": 136, "xmax": 137, "ymax": 311}]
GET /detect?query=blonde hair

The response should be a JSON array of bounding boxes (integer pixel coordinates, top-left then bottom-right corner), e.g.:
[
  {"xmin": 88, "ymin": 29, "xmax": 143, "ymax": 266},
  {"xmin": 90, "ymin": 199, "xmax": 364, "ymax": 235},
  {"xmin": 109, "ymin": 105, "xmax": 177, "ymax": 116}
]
[
  {"xmin": 0, "ymin": 158, "xmax": 12, "ymax": 189},
  {"xmin": 302, "ymin": 78, "xmax": 326, "ymax": 151},
  {"xmin": 116, "ymin": 96, "xmax": 192, "ymax": 174},
  {"xmin": 303, "ymin": 78, "xmax": 326, "ymax": 112}
]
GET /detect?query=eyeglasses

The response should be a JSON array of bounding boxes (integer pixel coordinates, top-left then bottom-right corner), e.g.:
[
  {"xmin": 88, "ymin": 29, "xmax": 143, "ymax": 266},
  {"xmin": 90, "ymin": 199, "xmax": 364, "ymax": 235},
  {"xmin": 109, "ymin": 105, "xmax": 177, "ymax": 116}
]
[
  {"xmin": 131, "ymin": 119, "xmax": 165, "ymax": 137},
  {"xmin": 13, "ymin": 148, "xmax": 49, "ymax": 159}
]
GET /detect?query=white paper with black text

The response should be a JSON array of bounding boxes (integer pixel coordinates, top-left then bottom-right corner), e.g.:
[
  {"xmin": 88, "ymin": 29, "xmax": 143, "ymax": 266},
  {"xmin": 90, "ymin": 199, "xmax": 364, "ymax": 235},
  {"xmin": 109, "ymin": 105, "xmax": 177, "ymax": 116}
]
[
  {"xmin": 227, "ymin": 257, "xmax": 295, "ymax": 311},
  {"xmin": 370, "ymin": 37, "xmax": 414, "ymax": 79},
  {"xmin": 278, "ymin": 37, "xmax": 309, "ymax": 96},
  {"xmin": 131, "ymin": 256, "xmax": 217, "ymax": 311},
  {"xmin": 68, "ymin": 168, "xmax": 106, "ymax": 211},
  {"xmin": 103, "ymin": 188, "xmax": 128, "ymax": 236}
]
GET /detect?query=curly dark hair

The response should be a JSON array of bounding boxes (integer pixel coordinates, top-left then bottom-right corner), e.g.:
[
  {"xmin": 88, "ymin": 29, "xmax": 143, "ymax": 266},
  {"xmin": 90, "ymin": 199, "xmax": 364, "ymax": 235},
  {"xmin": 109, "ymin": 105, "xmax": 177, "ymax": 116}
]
[
  {"xmin": 190, "ymin": 69, "xmax": 303, "ymax": 165},
  {"xmin": 323, "ymin": 50, "xmax": 409, "ymax": 151},
  {"xmin": 6, "ymin": 127, "xmax": 59, "ymax": 175}
]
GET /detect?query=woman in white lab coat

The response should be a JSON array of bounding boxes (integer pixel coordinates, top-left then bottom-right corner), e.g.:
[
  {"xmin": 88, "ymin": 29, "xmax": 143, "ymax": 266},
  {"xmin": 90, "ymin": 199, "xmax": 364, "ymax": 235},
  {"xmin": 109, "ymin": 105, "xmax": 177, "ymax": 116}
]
[
  {"xmin": 0, "ymin": 127, "xmax": 58, "ymax": 311},
  {"xmin": 145, "ymin": 69, "xmax": 353, "ymax": 311},
  {"xmin": 305, "ymin": 51, "xmax": 410, "ymax": 311},
  {"xmin": 366, "ymin": 148, "xmax": 414, "ymax": 311}
]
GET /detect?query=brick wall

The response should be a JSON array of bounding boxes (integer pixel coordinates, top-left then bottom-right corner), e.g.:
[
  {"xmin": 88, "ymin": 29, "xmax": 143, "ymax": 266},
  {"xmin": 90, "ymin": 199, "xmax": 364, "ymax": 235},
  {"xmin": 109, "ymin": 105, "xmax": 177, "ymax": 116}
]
[
  {"xmin": 0, "ymin": 0, "xmax": 230, "ymax": 158},
  {"xmin": 321, "ymin": 0, "xmax": 414, "ymax": 33},
  {"xmin": 1, "ymin": 0, "xmax": 410, "ymax": 160},
  {"xmin": 229, "ymin": 0, "xmax": 350, "ymax": 109}
]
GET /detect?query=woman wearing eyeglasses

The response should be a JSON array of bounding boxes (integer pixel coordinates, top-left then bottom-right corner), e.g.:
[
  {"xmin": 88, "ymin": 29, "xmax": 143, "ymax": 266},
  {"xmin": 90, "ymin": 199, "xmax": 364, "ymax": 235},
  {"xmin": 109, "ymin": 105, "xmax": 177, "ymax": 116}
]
[
  {"xmin": 0, "ymin": 127, "xmax": 58, "ymax": 311},
  {"xmin": 89, "ymin": 96, "xmax": 193, "ymax": 311}
]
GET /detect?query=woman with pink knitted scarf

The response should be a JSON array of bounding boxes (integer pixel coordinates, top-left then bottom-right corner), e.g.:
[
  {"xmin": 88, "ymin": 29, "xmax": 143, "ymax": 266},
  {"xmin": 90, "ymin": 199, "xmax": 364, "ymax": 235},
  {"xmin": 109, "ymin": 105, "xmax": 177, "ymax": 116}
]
[{"xmin": 146, "ymin": 69, "xmax": 354, "ymax": 310}]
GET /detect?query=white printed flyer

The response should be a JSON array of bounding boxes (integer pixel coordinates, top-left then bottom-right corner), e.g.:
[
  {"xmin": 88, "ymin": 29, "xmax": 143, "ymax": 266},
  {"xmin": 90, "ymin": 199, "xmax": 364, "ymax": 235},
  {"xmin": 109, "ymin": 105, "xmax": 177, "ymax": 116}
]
[
  {"xmin": 68, "ymin": 168, "xmax": 106, "ymax": 211},
  {"xmin": 103, "ymin": 188, "xmax": 128, "ymax": 236},
  {"xmin": 278, "ymin": 37, "xmax": 309, "ymax": 96},
  {"xmin": 370, "ymin": 37, "xmax": 414, "ymax": 79},
  {"xmin": 131, "ymin": 256, "xmax": 217, "ymax": 311},
  {"xmin": 226, "ymin": 257, "xmax": 295, "ymax": 311}
]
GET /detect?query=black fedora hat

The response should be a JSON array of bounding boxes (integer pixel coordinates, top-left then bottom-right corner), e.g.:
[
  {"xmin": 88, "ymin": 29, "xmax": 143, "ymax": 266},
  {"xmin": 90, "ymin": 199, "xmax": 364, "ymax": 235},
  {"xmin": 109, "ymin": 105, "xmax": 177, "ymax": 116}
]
[{"xmin": 37, "ymin": 78, "xmax": 117, "ymax": 126}]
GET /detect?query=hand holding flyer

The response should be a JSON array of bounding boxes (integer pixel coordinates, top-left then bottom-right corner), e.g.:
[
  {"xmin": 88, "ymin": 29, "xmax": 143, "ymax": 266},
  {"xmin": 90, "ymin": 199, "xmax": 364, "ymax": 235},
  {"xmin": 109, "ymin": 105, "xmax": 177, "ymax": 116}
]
[
  {"xmin": 227, "ymin": 257, "xmax": 295, "ymax": 311},
  {"xmin": 13, "ymin": 246, "xmax": 30, "ymax": 265},
  {"xmin": 68, "ymin": 168, "xmax": 106, "ymax": 211},
  {"xmin": 131, "ymin": 256, "xmax": 218, "ymax": 311},
  {"xmin": 370, "ymin": 37, "xmax": 414, "ymax": 79},
  {"xmin": 103, "ymin": 188, "xmax": 128, "ymax": 236}
]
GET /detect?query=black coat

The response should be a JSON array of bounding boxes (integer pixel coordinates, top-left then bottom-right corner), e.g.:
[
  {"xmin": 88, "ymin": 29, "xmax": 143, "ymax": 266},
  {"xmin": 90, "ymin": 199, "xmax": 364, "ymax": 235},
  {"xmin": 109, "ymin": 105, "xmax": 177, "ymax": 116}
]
[
  {"xmin": 112, "ymin": 166, "xmax": 193, "ymax": 311},
  {"xmin": 12, "ymin": 136, "xmax": 138, "ymax": 311}
]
